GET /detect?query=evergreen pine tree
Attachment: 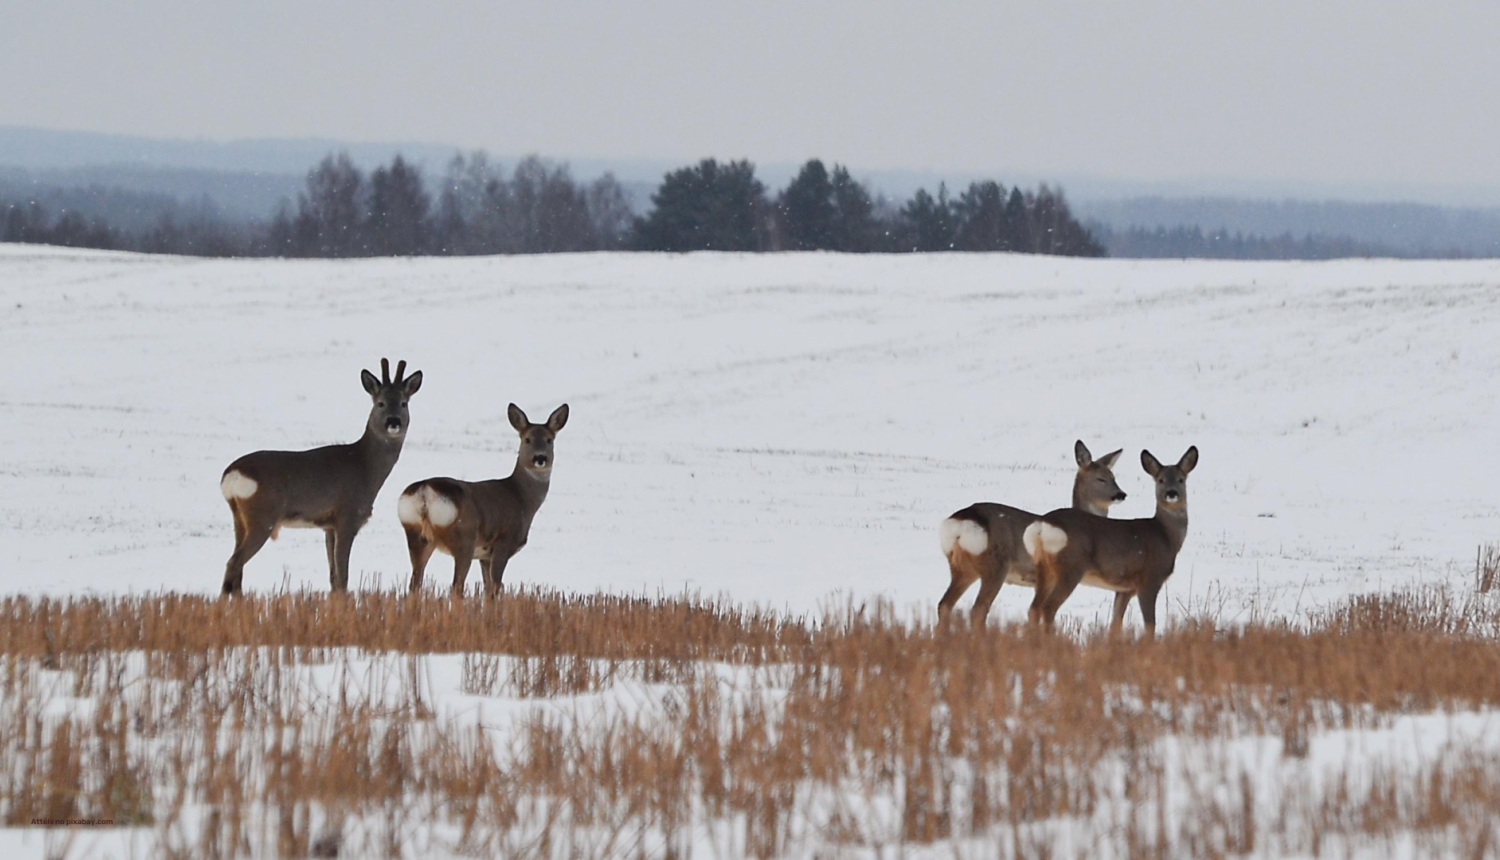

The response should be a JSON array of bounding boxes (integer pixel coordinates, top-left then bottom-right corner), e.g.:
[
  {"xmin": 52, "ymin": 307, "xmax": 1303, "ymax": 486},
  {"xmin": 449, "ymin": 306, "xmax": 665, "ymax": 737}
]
[
  {"xmin": 900, "ymin": 185, "xmax": 956, "ymax": 252},
  {"xmin": 777, "ymin": 159, "xmax": 838, "ymax": 250},
  {"xmin": 1000, "ymin": 187, "xmax": 1032, "ymax": 252},
  {"xmin": 829, "ymin": 166, "xmax": 878, "ymax": 252},
  {"xmin": 632, "ymin": 159, "xmax": 769, "ymax": 252},
  {"xmin": 953, "ymin": 181, "xmax": 1007, "ymax": 251}
]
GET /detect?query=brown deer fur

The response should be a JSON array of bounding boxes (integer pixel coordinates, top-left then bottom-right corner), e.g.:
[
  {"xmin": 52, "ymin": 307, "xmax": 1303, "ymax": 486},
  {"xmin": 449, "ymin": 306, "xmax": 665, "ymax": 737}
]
[
  {"xmin": 1024, "ymin": 446, "xmax": 1198, "ymax": 636},
  {"xmin": 220, "ymin": 359, "xmax": 423, "ymax": 595},
  {"xmin": 938, "ymin": 441, "xmax": 1126, "ymax": 624},
  {"xmin": 399, "ymin": 403, "xmax": 569, "ymax": 597}
]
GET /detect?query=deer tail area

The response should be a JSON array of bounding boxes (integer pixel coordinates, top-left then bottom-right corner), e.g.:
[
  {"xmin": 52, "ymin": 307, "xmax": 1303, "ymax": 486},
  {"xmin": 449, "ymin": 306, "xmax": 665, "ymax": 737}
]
[
  {"xmin": 398, "ymin": 483, "xmax": 459, "ymax": 542},
  {"xmin": 939, "ymin": 516, "xmax": 989, "ymax": 558},
  {"xmin": 1021, "ymin": 521, "xmax": 1068, "ymax": 561}
]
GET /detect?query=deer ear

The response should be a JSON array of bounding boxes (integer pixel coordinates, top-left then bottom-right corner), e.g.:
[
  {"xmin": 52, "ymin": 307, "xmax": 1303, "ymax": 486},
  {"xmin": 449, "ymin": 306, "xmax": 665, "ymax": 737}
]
[
  {"xmin": 546, "ymin": 404, "xmax": 569, "ymax": 432},
  {"xmin": 401, "ymin": 370, "xmax": 423, "ymax": 396},
  {"xmin": 507, "ymin": 403, "xmax": 529, "ymax": 432},
  {"xmin": 1178, "ymin": 446, "xmax": 1199, "ymax": 475},
  {"xmin": 1074, "ymin": 440, "xmax": 1092, "ymax": 468},
  {"xmin": 1097, "ymin": 449, "xmax": 1123, "ymax": 470},
  {"xmin": 1141, "ymin": 450, "xmax": 1163, "ymax": 477},
  {"xmin": 361, "ymin": 369, "xmax": 380, "ymax": 395}
]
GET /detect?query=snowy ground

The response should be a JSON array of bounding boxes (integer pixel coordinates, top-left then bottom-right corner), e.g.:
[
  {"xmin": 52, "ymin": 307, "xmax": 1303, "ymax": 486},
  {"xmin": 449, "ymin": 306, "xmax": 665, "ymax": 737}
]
[
  {"xmin": 4, "ymin": 644, "xmax": 1500, "ymax": 860},
  {"xmin": 3, "ymin": 245, "xmax": 1500, "ymax": 624}
]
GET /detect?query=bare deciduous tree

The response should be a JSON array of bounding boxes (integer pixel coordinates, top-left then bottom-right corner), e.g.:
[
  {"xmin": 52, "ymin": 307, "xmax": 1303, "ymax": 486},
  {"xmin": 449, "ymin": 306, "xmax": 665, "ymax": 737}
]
[{"xmin": 293, "ymin": 153, "xmax": 366, "ymax": 257}]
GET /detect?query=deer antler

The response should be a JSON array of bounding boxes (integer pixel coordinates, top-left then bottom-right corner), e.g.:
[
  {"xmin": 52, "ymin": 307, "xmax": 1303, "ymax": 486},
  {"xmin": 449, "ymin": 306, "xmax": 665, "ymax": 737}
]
[
  {"xmin": 395, "ymin": 360, "xmax": 407, "ymax": 384},
  {"xmin": 381, "ymin": 358, "xmax": 391, "ymax": 386}
]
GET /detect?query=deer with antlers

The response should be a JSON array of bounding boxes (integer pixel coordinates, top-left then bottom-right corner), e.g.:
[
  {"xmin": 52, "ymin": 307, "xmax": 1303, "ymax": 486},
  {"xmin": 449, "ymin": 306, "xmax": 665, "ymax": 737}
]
[{"xmin": 219, "ymin": 358, "xmax": 423, "ymax": 595}]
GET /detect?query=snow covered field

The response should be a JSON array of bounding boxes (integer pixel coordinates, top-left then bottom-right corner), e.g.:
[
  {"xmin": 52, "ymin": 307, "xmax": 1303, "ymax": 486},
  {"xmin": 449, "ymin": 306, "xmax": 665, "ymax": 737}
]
[
  {"xmin": 7, "ymin": 245, "xmax": 1500, "ymax": 859},
  {"xmin": 3, "ymin": 244, "xmax": 1500, "ymax": 622}
]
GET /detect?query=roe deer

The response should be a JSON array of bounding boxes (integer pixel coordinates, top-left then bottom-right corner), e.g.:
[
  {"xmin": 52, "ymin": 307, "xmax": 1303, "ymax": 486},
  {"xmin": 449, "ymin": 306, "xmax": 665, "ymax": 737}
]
[
  {"xmin": 220, "ymin": 358, "xmax": 424, "ymax": 595},
  {"xmin": 938, "ymin": 440, "xmax": 1126, "ymax": 624},
  {"xmin": 398, "ymin": 403, "xmax": 569, "ymax": 597},
  {"xmin": 1022, "ymin": 446, "xmax": 1198, "ymax": 636}
]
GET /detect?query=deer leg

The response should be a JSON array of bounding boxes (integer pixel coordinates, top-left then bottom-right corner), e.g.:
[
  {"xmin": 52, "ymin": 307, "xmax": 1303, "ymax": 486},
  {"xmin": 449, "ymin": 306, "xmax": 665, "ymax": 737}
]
[
  {"xmin": 1137, "ymin": 584, "xmax": 1164, "ymax": 640},
  {"xmin": 449, "ymin": 545, "xmax": 475, "ymax": 598},
  {"xmin": 937, "ymin": 557, "xmax": 980, "ymax": 623},
  {"xmin": 969, "ymin": 569, "xmax": 1003, "ymax": 628},
  {"xmin": 485, "ymin": 553, "xmax": 513, "ymax": 596},
  {"xmin": 1039, "ymin": 568, "xmax": 1083, "ymax": 632},
  {"xmin": 1110, "ymin": 592, "xmax": 1133, "ymax": 636},
  {"xmin": 1028, "ymin": 555, "xmax": 1058, "ymax": 626},
  {"xmin": 329, "ymin": 524, "xmax": 357, "ymax": 592},
  {"xmin": 404, "ymin": 527, "xmax": 435, "ymax": 593},
  {"xmin": 478, "ymin": 558, "xmax": 494, "ymax": 593},
  {"xmin": 223, "ymin": 516, "xmax": 274, "ymax": 596},
  {"xmin": 324, "ymin": 530, "xmax": 337, "ymax": 579}
]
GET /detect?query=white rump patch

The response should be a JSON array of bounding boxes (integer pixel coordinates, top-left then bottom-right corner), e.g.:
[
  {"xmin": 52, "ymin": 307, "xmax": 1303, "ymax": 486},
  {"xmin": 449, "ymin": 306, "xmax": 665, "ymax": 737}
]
[
  {"xmin": 397, "ymin": 491, "xmax": 424, "ymax": 525},
  {"xmin": 423, "ymin": 486, "xmax": 459, "ymax": 526},
  {"xmin": 401, "ymin": 484, "xmax": 459, "ymax": 528},
  {"xmin": 939, "ymin": 518, "xmax": 988, "ymax": 556},
  {"xmin": 1022, "ymin": 521, "xmax": 1068, "ymax": 558},
  {"xmin": 220, "ymin": 470, "xmax": 258, "ymax": 501}
]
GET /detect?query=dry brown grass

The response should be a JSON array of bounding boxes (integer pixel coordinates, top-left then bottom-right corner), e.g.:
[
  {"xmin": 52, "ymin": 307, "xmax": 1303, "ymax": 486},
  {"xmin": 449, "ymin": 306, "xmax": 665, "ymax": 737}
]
[
  {"xmin": 0, "ymin": 589, "xmax": 806, "ymax": 663},
  {"xmin": 2, "ymin": 585, "xmax": 1500, "ymax": 858},
  {"xmin": 1478, "ymin": 542, "xmax": 1500, "ymax": 593}
]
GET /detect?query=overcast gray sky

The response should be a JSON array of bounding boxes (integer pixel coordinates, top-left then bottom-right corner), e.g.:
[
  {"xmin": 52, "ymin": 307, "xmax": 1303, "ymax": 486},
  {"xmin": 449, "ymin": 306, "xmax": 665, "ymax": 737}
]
[{"xmin": 3, "ymin": 1, "xmax": 1497, "ymax": 194}]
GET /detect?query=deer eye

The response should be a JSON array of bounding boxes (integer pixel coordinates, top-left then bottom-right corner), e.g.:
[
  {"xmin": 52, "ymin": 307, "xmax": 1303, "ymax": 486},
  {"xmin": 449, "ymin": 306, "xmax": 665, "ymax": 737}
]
[{"xmin": 378, "ymin": 401, "xmax": 387, "ymax": 408}]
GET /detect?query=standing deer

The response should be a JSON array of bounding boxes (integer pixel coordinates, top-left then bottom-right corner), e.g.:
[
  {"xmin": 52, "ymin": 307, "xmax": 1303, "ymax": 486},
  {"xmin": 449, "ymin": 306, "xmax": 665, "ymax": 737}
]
[
  {"xmin": 938, "ymin": 440, "xmax": 1127, "ymax": 624},
  {"xmin": 1022, "ymin": 446, "xmax": 1198, "ymax": 636},
  {"xmin": 398, "ymin": 403, "xmax": 569, "ymax": 597},
  {"xmin": 219, "ymin": 359, "xmax": 423, "ymax": 595}
]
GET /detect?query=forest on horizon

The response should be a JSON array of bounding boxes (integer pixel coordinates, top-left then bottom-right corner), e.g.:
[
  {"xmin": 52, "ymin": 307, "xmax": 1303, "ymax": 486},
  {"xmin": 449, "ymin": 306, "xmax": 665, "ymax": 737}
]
[{"xmin": 0, "ymin": 152, "xmax": 1103, "ymax": 259}]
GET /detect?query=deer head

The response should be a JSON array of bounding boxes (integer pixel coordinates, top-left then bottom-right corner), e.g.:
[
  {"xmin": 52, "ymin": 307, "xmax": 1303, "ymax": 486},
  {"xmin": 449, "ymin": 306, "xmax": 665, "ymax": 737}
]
[
  {"xmin": 360, "ymin": 358, "xmax": 424, "ymax": 441},
  {"xmin": 507, "ymin": 403, "xmax": 570, "ymax": 475},
  {"xmin": 1141, "ymin": 446, "xmax": 1198, "ymax": 514},
  {"xmin": 1074, "ymin": 439, "xmax": 1127, "ymax": 512}
]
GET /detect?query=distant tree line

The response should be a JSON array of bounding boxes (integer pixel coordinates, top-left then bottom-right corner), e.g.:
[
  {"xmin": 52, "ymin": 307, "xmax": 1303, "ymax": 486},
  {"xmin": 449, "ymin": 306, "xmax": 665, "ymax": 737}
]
[
  {"xmin": 263, "ymin": 152, "xmax": 636, "ymax": 257},
  {"xmin": 2, "ymin": 192, "xmax": 263, "ymax": 256},
  {"xmin": 3, "ymin": 151, "xmax": 1104, "ymax": 258},
  {"xmin": 635, "ymin": 158, "xmax": 1103, "ymax": 255},
  {"xmin": 3, "ymin": 201, "xmax": 120, "ymax": 250},
  {"xmin": 1091, "ymin": 224, "xmax": 1406, "ymax": 260},
  {"xmin": 1078, "ymin": 196, "xmax": 1500, "ymax": 258}
]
